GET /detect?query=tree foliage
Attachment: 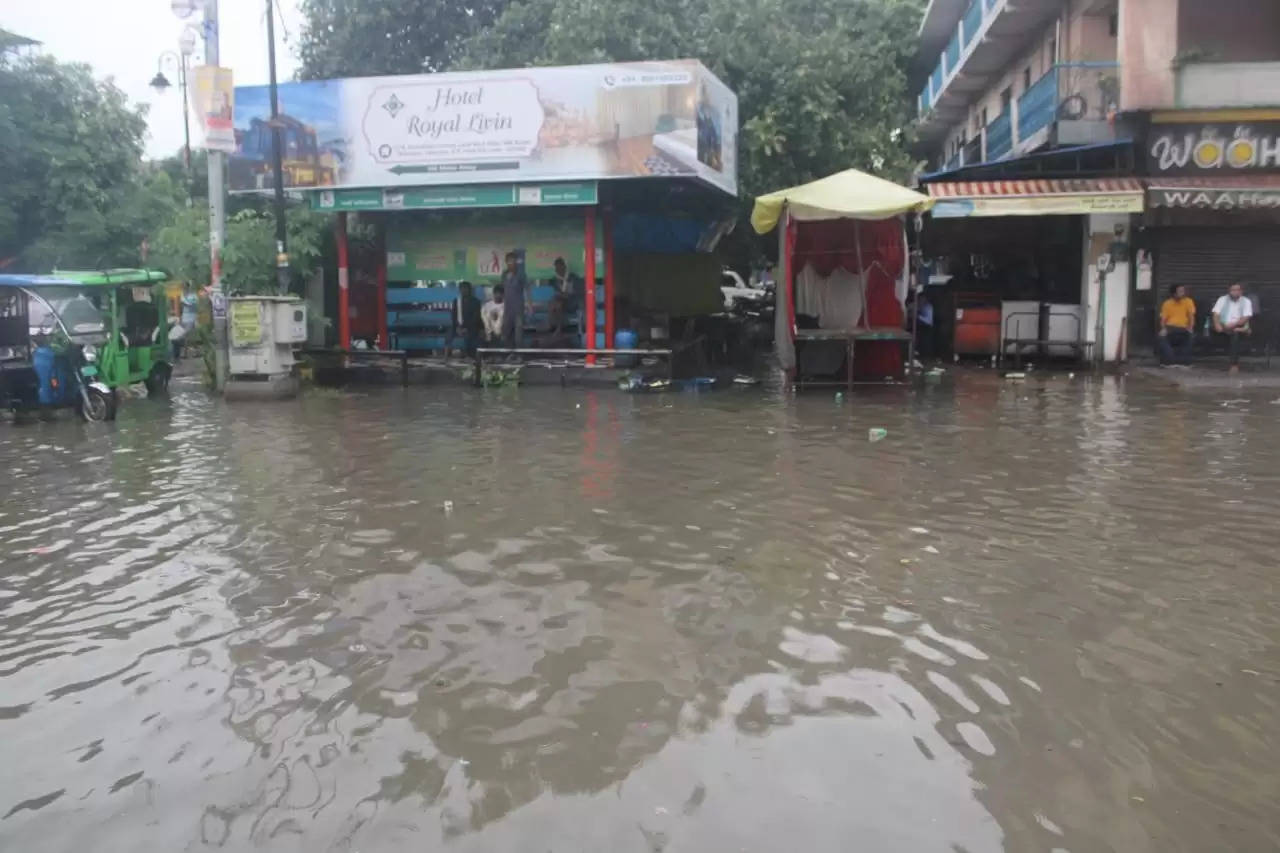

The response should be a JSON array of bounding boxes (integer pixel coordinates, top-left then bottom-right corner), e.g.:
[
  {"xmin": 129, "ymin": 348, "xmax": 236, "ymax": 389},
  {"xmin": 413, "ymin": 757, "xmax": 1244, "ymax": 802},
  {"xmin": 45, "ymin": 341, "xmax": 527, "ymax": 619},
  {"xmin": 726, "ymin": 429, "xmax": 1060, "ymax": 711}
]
[
  {"xmin": 457, "ymin": 0, "xmax": 923, "ymax": 194},
  {"xmin": 0, "ymin": 53, "xmax": 165, "ymax": 269},
  {"xmin": 299, "ymin": 0, "xmax": 923, "ymax": 195},
  {"xmin": 296, "ymin": 0, "xmax": 513, "ymax": 79},
  {"xmin": 150, "ymin": 204, "xmax": 327, "ymax": 295}
]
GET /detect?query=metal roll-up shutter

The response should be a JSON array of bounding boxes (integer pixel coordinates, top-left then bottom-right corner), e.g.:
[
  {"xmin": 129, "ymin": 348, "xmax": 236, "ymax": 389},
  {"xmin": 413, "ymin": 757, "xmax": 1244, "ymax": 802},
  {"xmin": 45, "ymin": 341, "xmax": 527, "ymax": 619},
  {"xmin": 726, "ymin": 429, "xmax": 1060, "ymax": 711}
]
[{"xmin": 1153, "ymin": 228, "xmax": 1280, "ymax": 298}]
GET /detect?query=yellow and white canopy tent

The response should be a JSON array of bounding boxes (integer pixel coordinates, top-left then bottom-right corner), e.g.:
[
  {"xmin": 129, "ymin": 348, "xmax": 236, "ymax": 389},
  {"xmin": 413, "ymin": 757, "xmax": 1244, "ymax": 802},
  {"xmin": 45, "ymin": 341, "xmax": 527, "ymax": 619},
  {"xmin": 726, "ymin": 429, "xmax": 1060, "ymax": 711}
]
[{"xmin": 750, "ymin": 169, "xmax": 933, "ymax": 374}]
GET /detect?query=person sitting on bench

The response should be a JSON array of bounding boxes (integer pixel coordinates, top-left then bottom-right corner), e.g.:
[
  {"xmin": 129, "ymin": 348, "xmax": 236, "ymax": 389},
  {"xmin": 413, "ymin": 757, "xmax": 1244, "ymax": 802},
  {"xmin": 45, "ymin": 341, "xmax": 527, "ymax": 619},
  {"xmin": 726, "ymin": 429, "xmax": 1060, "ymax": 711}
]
[
  {"xmin": 1158, "ymin": 284, "xmax": 1195, "ymax": 366},
  {"xmin": 481, "ymin": 284, "xmax": 505, "ymax": 344},
  {"xmin": 1212, "ymin": 281, "xmax": 1253, "ymax": 374}
]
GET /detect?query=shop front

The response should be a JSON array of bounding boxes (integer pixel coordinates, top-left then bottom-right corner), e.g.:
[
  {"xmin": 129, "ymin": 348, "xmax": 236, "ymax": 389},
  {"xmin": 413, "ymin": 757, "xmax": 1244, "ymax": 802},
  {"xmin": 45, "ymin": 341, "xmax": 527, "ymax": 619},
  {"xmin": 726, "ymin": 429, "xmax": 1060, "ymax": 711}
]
[
  {"xmin": 230, "ymin": 60, "xmax": 738, "ymax": 359},
  {"xmin": 1126, "ymin": 110, "xmax": 1280, "ymax": 357},
  {"xmin": 920, "ymin": 174, "xmax": 1144, "ymax": 364}
]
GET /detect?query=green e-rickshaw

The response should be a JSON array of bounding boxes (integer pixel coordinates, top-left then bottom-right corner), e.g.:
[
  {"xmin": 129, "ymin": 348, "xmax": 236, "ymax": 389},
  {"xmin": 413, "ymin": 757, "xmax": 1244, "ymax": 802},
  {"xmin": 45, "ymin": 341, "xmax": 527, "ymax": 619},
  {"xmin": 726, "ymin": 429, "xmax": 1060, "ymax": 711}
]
[{"xmin": 52, "ymin": 269, "xmax": 174, "ymax": 396}]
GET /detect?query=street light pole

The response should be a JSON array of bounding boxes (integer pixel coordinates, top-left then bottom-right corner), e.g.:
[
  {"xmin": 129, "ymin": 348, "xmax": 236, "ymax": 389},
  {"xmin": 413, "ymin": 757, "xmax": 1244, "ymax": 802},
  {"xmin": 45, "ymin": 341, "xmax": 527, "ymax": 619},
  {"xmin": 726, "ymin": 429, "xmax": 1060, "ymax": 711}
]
[
  {"xmin": 265, "ymin": 0, "xmax": 290, "ymax": 295},
  {"xmin": 201, "ymin": 0, "xmax": 228, "ymax": 390},
  {"xmin": 149, "ymin": 51, "xmax": 192, "ymax": 179},
  {"xmin": 178, "ymin": 56, "xmax": 192, "ymax": 174}
]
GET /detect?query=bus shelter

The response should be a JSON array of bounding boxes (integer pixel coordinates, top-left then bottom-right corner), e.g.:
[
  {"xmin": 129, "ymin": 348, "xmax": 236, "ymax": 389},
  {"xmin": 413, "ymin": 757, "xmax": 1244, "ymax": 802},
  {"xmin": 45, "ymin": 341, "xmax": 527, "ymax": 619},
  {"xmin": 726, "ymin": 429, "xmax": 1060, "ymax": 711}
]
[{"xmin": 231, "ymin": 60, "xmax": 739, "ymax": 359}]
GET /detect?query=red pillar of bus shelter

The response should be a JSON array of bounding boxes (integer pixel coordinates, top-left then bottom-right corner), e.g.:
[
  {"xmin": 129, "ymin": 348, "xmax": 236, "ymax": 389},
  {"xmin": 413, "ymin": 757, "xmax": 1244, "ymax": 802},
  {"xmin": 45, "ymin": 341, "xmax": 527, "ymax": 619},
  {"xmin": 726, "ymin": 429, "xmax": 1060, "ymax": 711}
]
[
  {"xmin": 375, "ymin": 219, "xmax": 389, "ymax": 350},
  {"xmin": 336, "ymin": 212, "xmax": 351, "ymax": 350},
  {"xmin": 584, "ymin": 206, "xmax": 597, "ymax": 364},
  {"xmin": 603, "ymin": 207, "xmax": 615, "ymax": 349}
]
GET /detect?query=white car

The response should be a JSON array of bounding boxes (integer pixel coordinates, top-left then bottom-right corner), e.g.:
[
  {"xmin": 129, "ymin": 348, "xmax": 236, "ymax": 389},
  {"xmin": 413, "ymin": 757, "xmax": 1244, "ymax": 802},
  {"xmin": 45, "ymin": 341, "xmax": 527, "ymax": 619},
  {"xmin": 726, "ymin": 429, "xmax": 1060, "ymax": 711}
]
[{"xmin": 720, "ymin": 269, "xmax": 771, "ymax": 310}]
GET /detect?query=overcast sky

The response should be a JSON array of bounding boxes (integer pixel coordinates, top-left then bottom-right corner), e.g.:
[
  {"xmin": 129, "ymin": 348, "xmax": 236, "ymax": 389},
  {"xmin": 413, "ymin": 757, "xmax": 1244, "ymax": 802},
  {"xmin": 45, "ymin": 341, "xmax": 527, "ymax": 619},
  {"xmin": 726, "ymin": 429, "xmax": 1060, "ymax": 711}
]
[{"xmin": 4, "ymin": 0, "xmax": 304, "ymax": 159}]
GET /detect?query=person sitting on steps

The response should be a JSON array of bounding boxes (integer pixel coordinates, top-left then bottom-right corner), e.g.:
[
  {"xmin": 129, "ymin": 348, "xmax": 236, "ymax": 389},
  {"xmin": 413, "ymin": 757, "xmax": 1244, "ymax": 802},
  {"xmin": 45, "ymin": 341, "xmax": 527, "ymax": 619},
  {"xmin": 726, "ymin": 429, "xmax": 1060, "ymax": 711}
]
[
  {"xmin": 1157, "ymin": 284, "xmax": 1195, "ymax": 367},
  {"xmin": 1212, "ymin": 281, "xmax": 1253, "ymax": 375}
]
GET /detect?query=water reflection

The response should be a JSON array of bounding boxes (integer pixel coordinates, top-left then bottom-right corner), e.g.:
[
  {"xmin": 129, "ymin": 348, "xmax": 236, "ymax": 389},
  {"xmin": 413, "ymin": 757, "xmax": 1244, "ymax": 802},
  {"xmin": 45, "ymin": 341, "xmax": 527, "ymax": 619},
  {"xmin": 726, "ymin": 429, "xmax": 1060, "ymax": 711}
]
[{"xmin": 1, "ymin": 372, "xmax": 1278, "ymax": 851}]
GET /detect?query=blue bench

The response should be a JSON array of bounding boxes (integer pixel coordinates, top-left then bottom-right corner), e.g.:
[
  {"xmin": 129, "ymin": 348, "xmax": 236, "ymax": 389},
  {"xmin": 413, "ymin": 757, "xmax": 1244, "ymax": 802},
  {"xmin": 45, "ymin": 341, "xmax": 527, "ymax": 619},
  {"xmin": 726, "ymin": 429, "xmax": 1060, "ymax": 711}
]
[{"xmin": 387, "ymin": 284, "xmax": 607, "ymax": 353}]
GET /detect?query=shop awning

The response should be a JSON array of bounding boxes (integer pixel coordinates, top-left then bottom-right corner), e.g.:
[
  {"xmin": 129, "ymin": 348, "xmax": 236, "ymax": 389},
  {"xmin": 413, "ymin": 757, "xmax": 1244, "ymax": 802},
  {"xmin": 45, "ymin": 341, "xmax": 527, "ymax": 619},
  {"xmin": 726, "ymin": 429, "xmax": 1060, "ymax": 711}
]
[
  {"xmin": 1145, "ymin": 175, "xmax": 1280, "ymax": 210},
  {"xmin": 925, "ymin": 178, "xmax": 1144, "ymax": 217},
  {"xmin": 751, "ymin": 169, "xmax": 933, "ymax": 233}
]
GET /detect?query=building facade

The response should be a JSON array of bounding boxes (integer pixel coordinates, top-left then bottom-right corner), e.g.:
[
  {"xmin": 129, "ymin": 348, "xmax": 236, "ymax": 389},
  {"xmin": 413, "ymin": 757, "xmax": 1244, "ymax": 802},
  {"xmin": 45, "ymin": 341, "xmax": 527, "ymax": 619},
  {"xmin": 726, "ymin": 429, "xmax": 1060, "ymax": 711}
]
[{"xmin": 912, "ymin": 0, "xmax": 1280, "ymax": 363}]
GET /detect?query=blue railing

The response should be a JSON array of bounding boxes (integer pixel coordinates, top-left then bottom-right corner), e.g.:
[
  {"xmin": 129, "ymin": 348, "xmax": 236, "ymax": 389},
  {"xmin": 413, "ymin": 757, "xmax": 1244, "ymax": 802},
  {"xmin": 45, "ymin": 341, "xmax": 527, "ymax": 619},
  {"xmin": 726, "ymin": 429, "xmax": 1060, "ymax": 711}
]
[
  {"xmin": 944, "ymin": 32, "xmax": 961, "ymax": 75},
  {"xmin": 928, "ymin": 62, "xmax": 944, "ymax": 109},
  {"xmin": 961, "ymin": 0, "xmax": 983, "ymax": 46},
  {"xmin": 986, "ymin": 111, "xmax": 1013, "ymax": 160},
  {"xmin": 1017, "ymin": 66, "xmax": 1059, "ymax": 141}
]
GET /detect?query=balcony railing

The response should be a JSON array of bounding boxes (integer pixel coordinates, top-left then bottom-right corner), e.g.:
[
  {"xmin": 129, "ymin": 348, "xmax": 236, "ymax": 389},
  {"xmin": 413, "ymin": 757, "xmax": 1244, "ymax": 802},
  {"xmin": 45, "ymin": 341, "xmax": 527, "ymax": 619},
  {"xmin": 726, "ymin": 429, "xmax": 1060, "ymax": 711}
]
[
  {"xmin": 961, "ymin": 136, "xmax": 983, "ymax": 166},
  {"xmin": 919, "ymin": 0, "xmax": 1006, "ymax": 115},
  {"xmin": 1017, "ymin": 67, "xmax": 1060, "ymax": 142},
  {"xmin": 962, "ymin": 0, "xmax": 983, "ymax": 48},
  {"xmin": 986, "ymin": 111, "xmax": 1013, "ymax": 161}
]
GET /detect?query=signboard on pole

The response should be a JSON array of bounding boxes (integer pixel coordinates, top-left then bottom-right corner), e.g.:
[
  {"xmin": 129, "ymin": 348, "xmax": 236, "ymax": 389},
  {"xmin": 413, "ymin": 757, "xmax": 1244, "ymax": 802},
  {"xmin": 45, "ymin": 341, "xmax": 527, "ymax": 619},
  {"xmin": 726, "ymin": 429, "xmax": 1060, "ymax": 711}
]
[
  {"xmin": 194, "ymin": 65, "xmax": 236, "ymax": 153},
  {"xmin": 229, "ymin": 59, "xmax": 737, "ymax": 197}
]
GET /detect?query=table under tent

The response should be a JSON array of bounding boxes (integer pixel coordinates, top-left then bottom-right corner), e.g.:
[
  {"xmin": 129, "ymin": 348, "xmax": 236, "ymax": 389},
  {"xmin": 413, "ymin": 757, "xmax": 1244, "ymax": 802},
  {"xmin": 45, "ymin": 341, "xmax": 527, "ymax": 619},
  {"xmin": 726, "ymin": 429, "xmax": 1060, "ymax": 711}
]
[{"xmin": 751, "ymin": 169, "xmax": 934, "ymax": 388}]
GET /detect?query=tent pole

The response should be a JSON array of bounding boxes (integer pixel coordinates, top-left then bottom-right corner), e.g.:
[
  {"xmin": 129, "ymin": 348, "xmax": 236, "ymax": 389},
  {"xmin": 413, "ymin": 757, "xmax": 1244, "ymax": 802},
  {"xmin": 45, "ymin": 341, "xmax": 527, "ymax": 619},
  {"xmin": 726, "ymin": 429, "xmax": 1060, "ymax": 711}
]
[
  {"xmin": 853, "ymin": 218, "xmax": 868, "ymax": 330},
  {"xmin": 604, "ymin": 207, "xmax": 615, "ymax": 350},
  {"xmin": 336, "ymin": 212, "xmax": 350, "ymax": 351},
  {"xmin": 584, "ymin": 206, "xmax": 597, "ymax": 365}
]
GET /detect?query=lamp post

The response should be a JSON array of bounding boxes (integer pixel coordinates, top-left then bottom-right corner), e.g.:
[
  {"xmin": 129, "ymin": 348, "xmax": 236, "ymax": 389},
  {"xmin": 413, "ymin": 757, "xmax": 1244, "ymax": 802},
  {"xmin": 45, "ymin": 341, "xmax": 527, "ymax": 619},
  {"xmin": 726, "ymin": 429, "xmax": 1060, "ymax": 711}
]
[
  {"xmin": 172, "ymin": 0, "xmax": 228, "ymax": 390},
  {"xmin": 149, "ymin": 49, "xmax": 192, "ymax": 176},
  {"xmin": 265, "ymin": 0, "xmax": 289, "ymax": 294}
]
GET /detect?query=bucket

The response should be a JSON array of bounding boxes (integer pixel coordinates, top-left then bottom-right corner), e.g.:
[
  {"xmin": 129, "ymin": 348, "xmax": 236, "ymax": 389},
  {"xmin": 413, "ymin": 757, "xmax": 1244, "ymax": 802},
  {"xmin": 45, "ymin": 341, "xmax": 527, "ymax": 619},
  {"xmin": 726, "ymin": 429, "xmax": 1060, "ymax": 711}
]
[{"xmin": 614, "ymin": 329, "xmax": 638, "ymax": 368}]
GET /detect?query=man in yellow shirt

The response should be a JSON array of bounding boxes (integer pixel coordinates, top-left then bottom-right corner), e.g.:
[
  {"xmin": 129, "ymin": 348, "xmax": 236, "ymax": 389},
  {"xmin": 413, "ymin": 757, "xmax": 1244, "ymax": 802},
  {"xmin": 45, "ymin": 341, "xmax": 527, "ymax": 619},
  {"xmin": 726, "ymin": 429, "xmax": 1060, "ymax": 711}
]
[{"xmin": 1158, "ymin": 284, "xmax": 1196, "ymax": 366}]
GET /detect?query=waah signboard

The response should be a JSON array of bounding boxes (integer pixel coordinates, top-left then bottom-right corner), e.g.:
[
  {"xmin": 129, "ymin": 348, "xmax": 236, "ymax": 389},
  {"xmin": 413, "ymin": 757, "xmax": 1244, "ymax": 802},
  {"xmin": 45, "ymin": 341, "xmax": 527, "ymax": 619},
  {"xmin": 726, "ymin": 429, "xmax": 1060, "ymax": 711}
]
[
  {"xmin": 229, "ymin": 60, "xmax": 737, "ymax": 197},
  {"xmin": 1146, "ymin": 119, "xmax": 1280, "ymax": 175}
]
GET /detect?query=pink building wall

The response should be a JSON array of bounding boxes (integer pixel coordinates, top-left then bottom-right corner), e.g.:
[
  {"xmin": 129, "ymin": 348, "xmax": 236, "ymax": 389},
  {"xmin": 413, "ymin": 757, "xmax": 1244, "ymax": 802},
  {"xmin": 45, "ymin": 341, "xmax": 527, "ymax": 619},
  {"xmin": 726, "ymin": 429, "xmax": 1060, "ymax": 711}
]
[
  {"xmin": 1119, "ymin": 0, "xmax": 1178, "ymax": 110},
  {"xmin": 1120, "ymin": 0, "xmax": 1280, "ymax": 110},
  {"xmin": 1178, "ymin": 0, "xmax": 1280, "ymax": 63}
]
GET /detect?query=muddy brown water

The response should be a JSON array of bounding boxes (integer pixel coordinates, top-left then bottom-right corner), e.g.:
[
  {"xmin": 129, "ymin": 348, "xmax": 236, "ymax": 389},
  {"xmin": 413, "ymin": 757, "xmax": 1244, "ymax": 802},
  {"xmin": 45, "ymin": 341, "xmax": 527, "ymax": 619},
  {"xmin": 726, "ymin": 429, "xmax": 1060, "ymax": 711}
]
[{"xmin": 1, "ymin": 373, "xmax": 1278, "ymax": 852}]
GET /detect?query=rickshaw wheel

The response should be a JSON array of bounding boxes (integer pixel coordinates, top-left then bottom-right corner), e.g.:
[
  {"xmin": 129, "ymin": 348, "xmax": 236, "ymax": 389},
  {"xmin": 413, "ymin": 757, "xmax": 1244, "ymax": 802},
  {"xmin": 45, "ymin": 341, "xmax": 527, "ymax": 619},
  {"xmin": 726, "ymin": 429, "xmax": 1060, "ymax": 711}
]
[
  {"xmin": 145, "ymin": 363, "xmax": 172, "ymax": 397},
  {"xmin": 80, "ymin": 388, "xmax": 117, "ymax": 423}
]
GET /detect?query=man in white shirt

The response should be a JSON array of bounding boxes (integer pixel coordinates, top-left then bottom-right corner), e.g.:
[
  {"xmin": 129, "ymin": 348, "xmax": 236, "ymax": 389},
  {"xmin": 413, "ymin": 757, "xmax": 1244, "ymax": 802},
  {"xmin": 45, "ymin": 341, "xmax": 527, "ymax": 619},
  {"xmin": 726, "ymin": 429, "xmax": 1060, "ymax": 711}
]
[
  {"xmin": 481, "ymin": 284, "xmax": 505, "ymax": 342},
  {"xmin": 1212, "ymin": 281, "xmax": 1253, "ymax": 373}
]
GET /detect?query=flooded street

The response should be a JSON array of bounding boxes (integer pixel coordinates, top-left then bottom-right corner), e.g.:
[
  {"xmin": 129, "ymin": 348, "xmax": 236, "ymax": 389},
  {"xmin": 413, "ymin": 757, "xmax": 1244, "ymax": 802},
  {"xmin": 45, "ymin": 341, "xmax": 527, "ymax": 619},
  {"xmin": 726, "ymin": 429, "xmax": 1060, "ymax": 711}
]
[{"xmin": 1, "ymin": 373, "xmax": 1278, "ymax": 852}]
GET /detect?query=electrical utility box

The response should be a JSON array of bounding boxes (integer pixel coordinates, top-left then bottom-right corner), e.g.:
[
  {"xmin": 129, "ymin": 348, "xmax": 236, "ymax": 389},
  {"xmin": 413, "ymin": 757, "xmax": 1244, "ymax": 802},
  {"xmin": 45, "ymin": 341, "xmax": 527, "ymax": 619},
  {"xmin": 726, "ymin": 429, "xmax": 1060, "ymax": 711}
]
[{"xmin": 226, "ymin": 296, "xmax": 306, "ymax": 399}]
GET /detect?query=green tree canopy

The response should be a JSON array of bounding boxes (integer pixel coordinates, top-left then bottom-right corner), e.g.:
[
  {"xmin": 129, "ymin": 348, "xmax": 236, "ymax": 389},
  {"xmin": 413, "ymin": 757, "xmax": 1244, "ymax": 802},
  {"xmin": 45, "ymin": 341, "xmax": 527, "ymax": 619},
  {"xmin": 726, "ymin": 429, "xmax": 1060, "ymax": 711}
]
[
  {"xmin": 297, "ymin": 0, "xmax": 514, "ymax": 79},
  {"xmin": 150, "ymin": 203, "xmax": 327, "ymax": 294},
  {"xmin": 458, "ymin": 0, "xmax": 923, "ymax": 194},
  {"xmin": 0, "ymin": 53, "xmax": 174, "ymax": 270},
  {"xmin": 298, "ymin": 0, "xmax": 923, "ymax": 196}
]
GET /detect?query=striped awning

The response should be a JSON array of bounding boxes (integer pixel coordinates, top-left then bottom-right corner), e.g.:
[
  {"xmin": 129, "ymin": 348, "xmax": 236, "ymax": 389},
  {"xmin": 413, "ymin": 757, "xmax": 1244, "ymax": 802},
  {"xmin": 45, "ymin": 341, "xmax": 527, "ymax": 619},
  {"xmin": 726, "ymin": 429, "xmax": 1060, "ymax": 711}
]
[
  {"xmin": 1145, "ymin": 175, "xmax": 1280, "ymax": 210},
  {"xmin": 926, "ymin": 178, "xmax": 1145, "ymax": 217}
]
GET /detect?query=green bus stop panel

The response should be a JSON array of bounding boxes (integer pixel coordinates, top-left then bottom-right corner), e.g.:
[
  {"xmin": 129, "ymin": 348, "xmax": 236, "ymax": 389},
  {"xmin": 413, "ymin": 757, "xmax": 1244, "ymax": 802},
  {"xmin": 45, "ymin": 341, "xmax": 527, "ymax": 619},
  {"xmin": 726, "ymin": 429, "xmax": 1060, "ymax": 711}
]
[
  {"xmin": 52, "ymin": 269, "xmax": 170, "ymax": 285},
  {"xmin": 309, "ymin": 182, "xmax": 598, "ymax": 211}
]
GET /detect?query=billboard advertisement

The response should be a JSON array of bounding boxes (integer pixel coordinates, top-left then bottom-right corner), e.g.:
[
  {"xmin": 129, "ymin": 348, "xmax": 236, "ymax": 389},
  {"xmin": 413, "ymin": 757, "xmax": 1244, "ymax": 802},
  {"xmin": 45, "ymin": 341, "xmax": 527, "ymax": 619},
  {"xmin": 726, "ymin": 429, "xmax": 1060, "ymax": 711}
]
[{"xmin": 230, "ymin": 60, "xmax": 737, "ymax": 197}]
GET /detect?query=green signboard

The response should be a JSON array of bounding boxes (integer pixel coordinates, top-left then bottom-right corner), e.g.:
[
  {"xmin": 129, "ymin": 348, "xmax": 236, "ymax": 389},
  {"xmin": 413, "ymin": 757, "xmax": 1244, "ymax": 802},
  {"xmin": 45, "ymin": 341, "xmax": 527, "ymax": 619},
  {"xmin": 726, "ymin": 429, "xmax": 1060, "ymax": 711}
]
[
  {"xmin": 386, "ymin": 213, "xmax": 603, "ymax": 283},
  {"xmin": 310, "ymin": 181, "xmax": 597, "ymax": 212}
]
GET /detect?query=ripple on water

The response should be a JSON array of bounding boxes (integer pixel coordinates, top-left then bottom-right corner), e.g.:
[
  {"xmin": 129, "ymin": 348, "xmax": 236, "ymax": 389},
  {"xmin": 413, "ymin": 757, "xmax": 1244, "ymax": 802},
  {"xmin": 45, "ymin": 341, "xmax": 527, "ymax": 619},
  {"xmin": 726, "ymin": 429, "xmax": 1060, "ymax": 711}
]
[{"xmin": 0, "ymin": 378, "xmax": 1278, "ymax": 851}]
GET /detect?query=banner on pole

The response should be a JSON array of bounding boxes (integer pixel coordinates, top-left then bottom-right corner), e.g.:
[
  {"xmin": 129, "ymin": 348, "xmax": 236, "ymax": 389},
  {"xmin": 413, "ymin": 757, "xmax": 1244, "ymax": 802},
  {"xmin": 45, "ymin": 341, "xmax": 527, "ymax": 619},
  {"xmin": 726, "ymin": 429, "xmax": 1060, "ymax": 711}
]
[{"xmin": 194, "ymin": 66, "xmax": 235, "ymax": 153}]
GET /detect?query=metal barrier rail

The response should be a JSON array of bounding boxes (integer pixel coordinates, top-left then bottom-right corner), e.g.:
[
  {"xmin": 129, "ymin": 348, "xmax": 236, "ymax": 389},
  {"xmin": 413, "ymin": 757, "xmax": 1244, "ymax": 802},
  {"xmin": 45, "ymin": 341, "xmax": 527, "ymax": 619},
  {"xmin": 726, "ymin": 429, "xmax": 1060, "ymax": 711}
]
[
  {"xmin": 998, "ymin": 311, "xmax": 1089, "ymax": 368},
  {"xmin": 474, "ymin": 347, "xmax": 673, "ymax": 387},
  {"xmin": 301, "ymin": 348, "xmax": 410, "ymax": 387}
]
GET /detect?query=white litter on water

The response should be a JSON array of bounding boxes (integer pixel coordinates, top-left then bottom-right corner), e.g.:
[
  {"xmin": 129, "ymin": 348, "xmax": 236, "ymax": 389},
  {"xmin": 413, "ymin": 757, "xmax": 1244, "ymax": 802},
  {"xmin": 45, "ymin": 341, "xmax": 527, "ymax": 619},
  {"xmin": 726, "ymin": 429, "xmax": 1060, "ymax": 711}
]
[
  {"xmin": 909, "ymin": 526, "xmax": 929, "ymax": 534},
  {"xmin": 922, "ymin": 545, "xmax": 940, "ymax": 554}
]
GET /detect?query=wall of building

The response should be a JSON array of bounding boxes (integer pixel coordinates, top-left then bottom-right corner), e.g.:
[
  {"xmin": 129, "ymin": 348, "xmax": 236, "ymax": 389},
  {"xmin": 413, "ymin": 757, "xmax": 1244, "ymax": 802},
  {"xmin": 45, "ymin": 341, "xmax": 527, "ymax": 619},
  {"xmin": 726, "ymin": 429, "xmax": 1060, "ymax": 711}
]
[
  {"xmin": 1119, "ymin": 0, "xmax": 1178, "ymax": 109},
  {"xmin": 1082, "ymin": 213, "xmax": 1131, "ymax": 362},
  {"xmin": 1177, "ymin": 0, "xmax": 1280, "ymax": 63},
  {"xmin": 934, "ymin": 0, "xmax": 1117, "ymax": 164}
]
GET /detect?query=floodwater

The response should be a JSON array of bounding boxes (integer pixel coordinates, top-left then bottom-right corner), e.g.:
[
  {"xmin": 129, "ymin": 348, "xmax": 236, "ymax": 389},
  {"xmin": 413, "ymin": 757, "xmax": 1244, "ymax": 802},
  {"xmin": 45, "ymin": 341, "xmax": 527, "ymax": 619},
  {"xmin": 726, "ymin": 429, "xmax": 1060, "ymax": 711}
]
[{"xmin": 1, "ymin": 372, "xmax": 1278, "ymax": 852}]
